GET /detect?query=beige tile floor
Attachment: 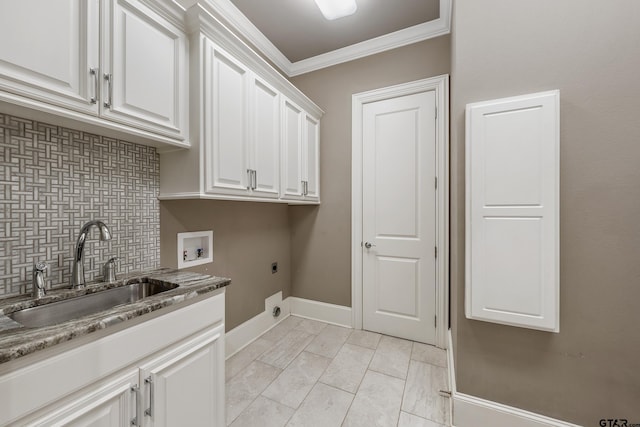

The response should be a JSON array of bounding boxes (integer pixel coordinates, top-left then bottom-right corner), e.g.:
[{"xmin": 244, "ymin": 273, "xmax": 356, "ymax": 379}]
[{"xmin": 225, "ymin": 315, "xmax": 451, "ymax": 427}]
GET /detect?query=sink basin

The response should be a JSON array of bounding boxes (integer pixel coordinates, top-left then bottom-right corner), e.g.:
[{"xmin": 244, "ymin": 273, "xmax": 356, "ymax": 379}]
[{"xmin": 8, "ymin": 280, "xmax": 179, "ymax": 328}]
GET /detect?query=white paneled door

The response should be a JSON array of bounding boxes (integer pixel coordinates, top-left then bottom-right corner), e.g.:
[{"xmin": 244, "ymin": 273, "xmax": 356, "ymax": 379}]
[
  {"xmin": 362, "ymin": 90, "xmax": 437, "ymax": 344},
  {"xmin": 465, "ymin": 91, "xmax": 560, "ymax": 332}
]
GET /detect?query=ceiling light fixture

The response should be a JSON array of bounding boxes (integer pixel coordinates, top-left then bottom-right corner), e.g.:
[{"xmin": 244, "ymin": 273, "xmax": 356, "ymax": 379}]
[{"xmin": 313, "ymin": 0, "xmax": 357, "ymax": 20}]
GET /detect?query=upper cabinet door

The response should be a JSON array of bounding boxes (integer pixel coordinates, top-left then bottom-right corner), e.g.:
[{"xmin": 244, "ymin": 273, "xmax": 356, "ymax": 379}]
[
  {"xmin": 303, "ymin": 115, "xmax": 320, "ymax": 202},
  {"xmin": 0, "ymin": 0, "xmax": 99, "ymax": 114},
  {"xmin": 203, "ymin": 40, "xmax": 250, "ymax": 195},
  {"xmin": 102, "ymin": 0, "xmax": 188, "ymax": 141},
  {"xmin": 281, "ymin": 98, "xmax": 304, "ymax": 200},
  {"xmin": 250, "ymin": 76, "xmax": 280, "ymax": 198},
  {"xmin": 466, "ymin": 90, "xmax": 560, "ymax": 333}
]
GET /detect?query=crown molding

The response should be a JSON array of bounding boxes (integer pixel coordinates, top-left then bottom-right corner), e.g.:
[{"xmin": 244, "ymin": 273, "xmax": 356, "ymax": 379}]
[
  {"xmin": 138, "ymin": 0, "xmax": 188, "ymax": 30},
  {"xmin": 183, "ymin": 0, "xmax": 452, "ymax": 77},
  {"xmin": 184, "ymin": 3, "xmax": 324, "ymax": 118}
]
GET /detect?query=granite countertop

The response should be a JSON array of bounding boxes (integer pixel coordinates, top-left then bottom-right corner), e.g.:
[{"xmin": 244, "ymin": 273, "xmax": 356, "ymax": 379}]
[{"xmin": 0, "ymin": 268, "xmax": 230, "ymax": 364}]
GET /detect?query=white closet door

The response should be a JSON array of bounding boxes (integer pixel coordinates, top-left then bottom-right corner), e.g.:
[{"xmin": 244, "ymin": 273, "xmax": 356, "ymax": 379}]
[
  {"xmin": 466, "ymin": 90, "xmax": 560, "ymax": 332},
  {"xmin": 362, "ymin": 90, "xmax": 437, "ymax": 344}
]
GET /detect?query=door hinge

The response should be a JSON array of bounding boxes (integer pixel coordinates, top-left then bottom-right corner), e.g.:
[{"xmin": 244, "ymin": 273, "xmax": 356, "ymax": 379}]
[
  {"xmin": 435, "ymin": 246, "xmax": 438, "ymax": 258},
  {"xmin": 435, "ymin": 176, "xmax": 438, "ymax": 189},
  {"xmin": 434, "ymin": 315, "xmax": 437, "ymax": 327}
]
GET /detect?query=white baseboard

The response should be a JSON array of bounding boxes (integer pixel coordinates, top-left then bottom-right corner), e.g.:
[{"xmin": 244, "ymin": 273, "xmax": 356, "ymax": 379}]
[
  {"xmin": 288, "ymin": 297, "xmax": 353, "ymax": 328},
  {"xmin": 448, "ymin": 330, "xmax": 582, "ymax": 427},
  {"xmin": 225, "ymin": 292, "xmax": 290, "ymax": 358},
  {"xmin": 453, "ymin": 393, "xmax": 583, "ymax": 427},
  {"xmin": 225, "ymin": 295, "xmax": 352, "ymax": 359},
  {"xmin": 447, "ymin": 330, "xmax": 456, "ymax": 420}
]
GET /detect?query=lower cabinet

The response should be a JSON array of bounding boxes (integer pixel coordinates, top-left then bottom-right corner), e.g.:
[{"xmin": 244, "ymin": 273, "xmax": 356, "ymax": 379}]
[
  {"xmin": 30, "ymin": 371, "xmax": 139, "ymax": 427},
  {"xmin": 139, "ymin": 327, "xmax": 223, "ymax": 427},
  {"xmin": 23, "ymin": 326, "xmax": 223, "ymax": 427},
  {"xmin": 0, "ymin": 291, "xmax": 226, "ymax": 427}
]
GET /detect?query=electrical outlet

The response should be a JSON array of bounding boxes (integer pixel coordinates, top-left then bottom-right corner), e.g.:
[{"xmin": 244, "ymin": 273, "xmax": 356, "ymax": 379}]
[{"xmin": 271, "ymin": 262, "xmax": 278, "ymax": 274}]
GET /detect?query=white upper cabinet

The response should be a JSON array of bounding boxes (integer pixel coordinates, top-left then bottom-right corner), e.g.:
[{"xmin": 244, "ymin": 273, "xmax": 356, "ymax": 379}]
[
  {"xmin": 466, "ymin": 90, "xmax": 560, "ymax": 333},
  {"xmin": 0, "ymin": 0, "xmax": 188, "ymax": 148},
  {"xmin": 204, "ymin": 40, "xmax": 250, "ymax": 195},
  {"xmin": 280, "ymin": 97, "xmax": 320, "ymax": 203},
  {"xmin": 281, "ymin": 98, "xmax": 304, "ymax": 200},
  {"xmin": 0, "ymin": 0, "xmax": 100, "ymax": 114},
  {"xmin": 201, "ymin": 40, "xmax": 281, "ymax": 200},
  {"xmin": 102, "ymin": 0, "xmax": 188, "ymax": 141},
  {"xmin": 303, "ymin": 114, "xmax": 320, "ymax": 202},
  {"xmin": 158, "ymin": 7, "xmax": 323, "ymax": 205},
  {"xmin": 250, "ymin": 75, "xmax": 281, "ymax": 198}
]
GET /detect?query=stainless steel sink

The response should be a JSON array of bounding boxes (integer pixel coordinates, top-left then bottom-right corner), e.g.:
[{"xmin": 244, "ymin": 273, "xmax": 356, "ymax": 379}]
[{"xmin": 8, "ymin": 280, "xmax": 179, "ymax": 328}]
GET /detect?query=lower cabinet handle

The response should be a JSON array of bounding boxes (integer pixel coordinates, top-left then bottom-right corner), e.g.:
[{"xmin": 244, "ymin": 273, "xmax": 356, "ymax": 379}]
[
  {"xmin": 104, "ymin": 73, "xmax": 113, "ymax": 108},
  {"xmin": 144, "ymin": 376, "xmax": 153, "ymax": 417},
  {"xmin": 253, "ymin": 170, "xmax": 257, "ymax": 190},
  {"xmin": 130, "ymin": 385, "xmax": 140, "ymax": 426},
  {"xmin": 247, "ymin": 169, "xmax": 252, "ymax": 190}
]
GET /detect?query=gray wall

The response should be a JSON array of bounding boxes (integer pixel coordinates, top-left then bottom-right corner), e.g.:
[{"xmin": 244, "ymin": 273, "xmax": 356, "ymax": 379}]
[
  {"xmin": 450, "ymin": 1, "xmax": 640, "ymax": 424},
  {"xmin": 0, "ymin": 113, "xmax": 159, "ymax": 298},
  {"xmin": 290, "ymin": 36, "xmax": 451, "ymax": 305},
  {"xmin": 160, "ymin": 200, "xmax": 291, "ymax": 330},
  {"xmin": 157, "ymin": 38, "xmax": 452, "ymax": 332}
]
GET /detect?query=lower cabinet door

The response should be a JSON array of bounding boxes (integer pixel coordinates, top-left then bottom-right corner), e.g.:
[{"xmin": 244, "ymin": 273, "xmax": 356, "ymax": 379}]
[
  {"xmin": 30, "ymin": 371, "xmax": 139, "ymax": 427},
  {"xmin": 140, "ymin": 326, "xmax": 224, "ymax": 427}
]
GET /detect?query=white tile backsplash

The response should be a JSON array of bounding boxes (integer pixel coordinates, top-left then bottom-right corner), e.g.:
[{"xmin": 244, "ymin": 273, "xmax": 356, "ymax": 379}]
[{"xmin": 0, "ymin": 113, "xmax": 160, "ymax": 298}]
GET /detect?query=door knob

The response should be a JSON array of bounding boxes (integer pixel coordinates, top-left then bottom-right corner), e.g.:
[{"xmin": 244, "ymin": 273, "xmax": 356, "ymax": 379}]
[{"xmin": 364, "ymin": 242, "xmax": 376, "ymax": 249}]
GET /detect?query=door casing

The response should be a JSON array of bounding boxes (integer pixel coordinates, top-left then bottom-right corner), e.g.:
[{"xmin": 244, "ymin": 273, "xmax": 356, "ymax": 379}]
[{"xmin": 351, "ymin": 75, "xmax": 449, "ymax": 348}]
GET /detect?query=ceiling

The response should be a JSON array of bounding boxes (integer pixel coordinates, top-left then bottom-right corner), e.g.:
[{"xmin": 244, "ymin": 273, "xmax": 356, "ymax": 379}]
[
  {"xmin": 229, "ymin": 0, "xmax": 440, "ymax": 63},
  {"xmin": 206, "ymin": 0, "xmax": 451, "ymax": 76}
]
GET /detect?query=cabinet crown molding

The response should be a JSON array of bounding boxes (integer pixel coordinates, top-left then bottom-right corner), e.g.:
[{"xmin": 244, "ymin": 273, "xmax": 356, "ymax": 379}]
[
  {"xmin": 184, "ymin": 1, "xmax": 324, "ymax": 119},
  {"xmin": 138, "ymin": 0, "xmax": 188, "ymax": 30}
]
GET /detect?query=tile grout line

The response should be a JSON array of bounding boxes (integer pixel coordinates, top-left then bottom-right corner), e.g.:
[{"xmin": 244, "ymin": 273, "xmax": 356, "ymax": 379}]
[
  {"xmin": 227, "ymin": 324, "xmax": 450, "ymax": 427},
  {"xmin": 340, "ymin": 331, "xmax": 382, "ymax": 427}
]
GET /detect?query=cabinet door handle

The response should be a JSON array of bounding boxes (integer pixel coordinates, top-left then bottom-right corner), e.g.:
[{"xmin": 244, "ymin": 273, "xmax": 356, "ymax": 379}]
[
  {"xmin": 252, "ymin": 170, "xmax": 257, "ymax": 190},
  {"xmin": 131, "ymin": 385, "xmax": 140, "ymax": 426},
  {"xmin": 104, "ymin": 73, "xmax": 113, "ymax": 109},
  {"xmin": 247, "ymin": 169, "xmax": 253, "ymax": 190},
  {"xmin": 144, "ymin": 376, "xmax": 153, "ymax": 417},
  {"xmin": 89, "ymin": 68, "xmax": 98, "ymax": 104}
]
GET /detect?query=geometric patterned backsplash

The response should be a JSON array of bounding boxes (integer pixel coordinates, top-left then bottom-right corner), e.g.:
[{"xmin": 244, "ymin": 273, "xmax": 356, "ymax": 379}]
[{"xmin": 0, "ymin": 113, "xmax": 160, "ymax": 298}]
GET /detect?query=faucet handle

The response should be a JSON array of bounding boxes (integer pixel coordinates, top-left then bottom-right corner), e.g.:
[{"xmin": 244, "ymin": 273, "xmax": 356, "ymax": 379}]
[
  {"xmin": 103, "ymin": 257, "xmax": 119, "ymax": 283},
  {"xmin": 32, "ymin": 261, "xmax": 48, "ymax": 298},
  {"xmin": 34, "ymin": 261, "xmax": 48, "ymax": 272}
]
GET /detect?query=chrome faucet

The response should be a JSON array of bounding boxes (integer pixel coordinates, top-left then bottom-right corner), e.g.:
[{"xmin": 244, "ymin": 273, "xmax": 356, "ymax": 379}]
[
  {"xmin": 32, "ymin": 261, "xmax": 48, "ymax": 298},
  {"xmin": 71, "ymin": 220, "xmax": 112, "ymax": 289}
]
